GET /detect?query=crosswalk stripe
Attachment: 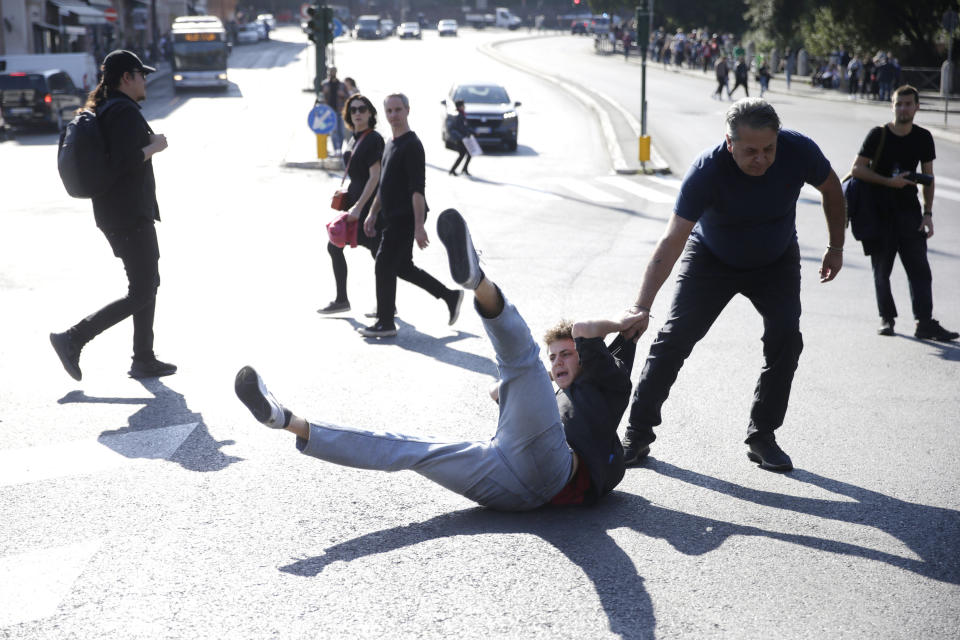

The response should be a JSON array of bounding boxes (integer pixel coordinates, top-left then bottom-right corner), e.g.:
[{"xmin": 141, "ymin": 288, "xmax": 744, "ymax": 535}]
[
  {"xmin": 934, "ymin": 175, "xmax": 960, "ymax": 189},
  {"xmin": 645, "ymin": 175, "xmax": 683, "ymax": 191},
  {"xmin": 0, "ymin": 540, "xmax": 101, "ymax": 626},
  {"xmin": 598, "ymin": 176, "xmax": 676, "ymax": 204},
  {"xmin": 936, "ymin": 188, "xmax": 960, "ymax": 202},
  {"xmin": 551, "ymin": 178, "xmax": 623, "ymax": 203},
  {"xmin": 0, "ymin": 422, "xmax": 198, "ymax": 488}
]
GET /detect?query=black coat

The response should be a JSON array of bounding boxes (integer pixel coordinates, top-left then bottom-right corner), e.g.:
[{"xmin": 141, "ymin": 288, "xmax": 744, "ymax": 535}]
[{"xmin": 92, "ymin": 92, "xmax": 160, "ymax": 231}]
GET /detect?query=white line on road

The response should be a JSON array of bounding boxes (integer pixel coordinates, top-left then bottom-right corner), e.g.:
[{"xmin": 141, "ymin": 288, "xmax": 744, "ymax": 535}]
[
  {"xmin": 934, "ymin": 175, "xmax": 960, "ymax": 189},
  {"xmin": 935, "ymin": 187, "xmax": 960, "ymax": 202},
  {"xmin": 0, "ymin": 422, "xmax": 198, "ymax": 488},
  {"xmin": 550, "ymin": 178, "xmax": 623, "ymax": 203},
  {"xmin": 645, "ymin": 175, "xmax": 683, "ymax": 191},
  {"xmin": 597, "ymin": 176, "xmax": 677, "ymax": 204},
  {"xmin": 0, "ymin": 540, "xmax": 101, "ymax": 627}
]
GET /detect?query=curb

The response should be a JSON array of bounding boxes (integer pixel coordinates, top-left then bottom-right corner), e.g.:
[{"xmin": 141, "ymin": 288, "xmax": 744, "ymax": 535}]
[{"xmin": 479, "ymin": 36, "xmax": 670, "ymax": 175}]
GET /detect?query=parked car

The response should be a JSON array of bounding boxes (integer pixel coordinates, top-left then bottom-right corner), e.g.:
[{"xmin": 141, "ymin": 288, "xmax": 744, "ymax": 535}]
[
  {"xmin": 398, "ymin": 22, "xmax": 421, "ymax": 39},
  {"xmin": 441, "ymin": 82, "xmax": 520, "ymax": 152},
  {"xmin": 236, "ymin": 22, "xmax": 262, "ymax": 44},
  {"xmin": 354, "ymin": 15, "xmax": 381, "ymax": 39},
  {"xmin": 379, "ymin": 18, "xmax": 395, "ymax": 36},
  {"xmin": 437, "ymin": 19, "xmax": 458, "ymax": 36},
  {"xmin": 0, "ymin": 70, "xmax": 83, "ymax": 131}
]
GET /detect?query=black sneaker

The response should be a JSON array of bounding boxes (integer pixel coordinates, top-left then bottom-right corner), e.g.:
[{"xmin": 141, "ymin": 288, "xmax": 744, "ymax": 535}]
[
  {"xmin": 446, "ymin": 290, "xmax": 464, "ymax": 326},
  {"xmin": 364, "ymin": 307, "xmax": 397, "ymax": 318},
  {"xmin": 622, "ymin": 429, "xmax": 652, "ymax": 466},
  {"xmin": 358, "ymin": 321, "xmax": 398, "ymax": 338},
  {"xmin": 50, "ymin": 331, "xmax": 82, "ymax": 381},
  {"xmin": 914, "ymin": 319, "xmax": 959, "ymax": 341},
  {"xmin": 746, "ymin": 433, "xmax": 793, "ymax": 471},
  {"xmin": 437, "ymin": 208, "xmax": 483, "ymax": 290},
  {"xmin": 234, "ymin": 366, "xmax": 289, "ymax": 428},
  {"xmin": 877, "ymin": 317, "xmax": 895, "ymax": 336},
  {"xmin": 128, "ymin": 358, "xmax": 177, "ymax": 379},
  {"xmin": 317, "ymin": 300, "xmax": 350, "ymax": 314}
]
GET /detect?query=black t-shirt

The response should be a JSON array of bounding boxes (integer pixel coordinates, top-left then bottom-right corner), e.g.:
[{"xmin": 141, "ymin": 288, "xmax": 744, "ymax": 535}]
[
  {"xmin": 378, "ymin": 131, "xmax": 427, "ymax": 219},
  {"xmin": 858, "ymin": 124, "xmax": 935, "ymax": 213},
  {"xmin": 556, "ymin": 335, "xmax": 636, "ymax": 505},
  {"xmin": 342, "ymin": 129, "xmax": 385, "ymax": 216}
]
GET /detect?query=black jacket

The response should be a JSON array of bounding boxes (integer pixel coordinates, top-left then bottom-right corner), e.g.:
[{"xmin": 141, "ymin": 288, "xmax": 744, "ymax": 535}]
[
  {"xmin": 556, "ymin": 335, "xmax": 636, "ymax": 504},
  {"xmin": 92, "ymin": 92, "xmax": 159, "ymax": 231},
  {"xmin": 448, "ymin": 112, "xmax": 472, "ymax": 142}
]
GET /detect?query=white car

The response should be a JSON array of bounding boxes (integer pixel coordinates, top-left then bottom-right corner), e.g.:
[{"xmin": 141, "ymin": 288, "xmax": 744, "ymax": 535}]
[
  {"xmin": 437, "ymin": 19, "xmax": 458, "ymax": 36},
  {"xmin": 398, "ymin": 22, "xmax": 421, "ymax": 39},
  {"xmin": 236, "ymin": 23, "xmax": 261, "ymax": 44},
  {"xmin": 379, "ymin": 18, "xmax": 395, "ymax": 36}
]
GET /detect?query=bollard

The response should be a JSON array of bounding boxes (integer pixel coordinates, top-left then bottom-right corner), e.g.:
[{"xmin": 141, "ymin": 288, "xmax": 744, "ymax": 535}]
[
  {"xmin": 638, "ymin": 135, "xmax": 651, "ymax": 162},
  {"xmin": 317, "ymin": 134, "xmax": 328, "ymax": 159}
]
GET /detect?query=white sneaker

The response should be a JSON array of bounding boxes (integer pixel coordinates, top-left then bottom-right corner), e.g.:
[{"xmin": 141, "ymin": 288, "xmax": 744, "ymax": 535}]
[{"xmin": 235, "ymin": 366, "xmax": 288, "ymax": 428}]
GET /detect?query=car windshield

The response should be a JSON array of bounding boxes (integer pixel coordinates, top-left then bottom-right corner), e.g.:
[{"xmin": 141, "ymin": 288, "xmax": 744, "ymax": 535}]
[
  {"xmin": 0, "ymin": 74, "xmax": 46, "ymax": 91},
  {"xmin": 453, "ymin": 85, "xmax": 510, "ymax": 104},
  {"xmin": 440, "ymin": 21, "xmax": 455, "ymax": 26},
  {"xmin": 357, "ymin": 18, "xmax": 378, "ymax": 27}
]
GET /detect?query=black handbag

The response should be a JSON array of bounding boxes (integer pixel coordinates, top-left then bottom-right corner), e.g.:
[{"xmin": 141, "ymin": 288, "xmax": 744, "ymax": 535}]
[{"xmin": 841, "ymin": 126, "xmax": 887, "ymax": 241}]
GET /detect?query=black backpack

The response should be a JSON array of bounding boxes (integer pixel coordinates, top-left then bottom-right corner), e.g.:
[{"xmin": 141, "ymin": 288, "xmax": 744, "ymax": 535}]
[{"xmin": 57, "ymin": 98, "xmax": 123, "ymax": 199}]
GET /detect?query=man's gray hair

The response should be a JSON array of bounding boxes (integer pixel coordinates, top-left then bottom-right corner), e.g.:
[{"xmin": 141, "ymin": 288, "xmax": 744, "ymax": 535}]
[
  {"xmin": 385, "ymin": 92, "xmax": 409, "ymax": 109},
  {"xmin": 725, "ymin": 98, "xmax": 781, "ymax": 140}
]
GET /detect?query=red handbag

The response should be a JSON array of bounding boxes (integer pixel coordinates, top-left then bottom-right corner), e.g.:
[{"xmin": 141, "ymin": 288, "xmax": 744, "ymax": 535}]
[{"xmin": 326, "ymin": 212, "xmax": 359, "ymax": 248}]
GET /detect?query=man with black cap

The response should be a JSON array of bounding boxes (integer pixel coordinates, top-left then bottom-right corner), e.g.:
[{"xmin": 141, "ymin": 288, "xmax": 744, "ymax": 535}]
[{"xmin": 50, "ymin": 50, "xmax": 177, "ymax": 381}]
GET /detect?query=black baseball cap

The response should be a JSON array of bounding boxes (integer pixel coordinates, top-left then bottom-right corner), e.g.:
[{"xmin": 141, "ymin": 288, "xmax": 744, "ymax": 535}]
[{"xmin": 102, "ymin": 50, "xmax": 156, "ymax": 75}]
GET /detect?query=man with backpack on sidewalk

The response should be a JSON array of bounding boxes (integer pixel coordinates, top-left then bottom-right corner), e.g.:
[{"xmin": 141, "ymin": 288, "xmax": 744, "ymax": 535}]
[{"xmin": 50, "ymin": 50, "xmax": 176, "ymax": 381}]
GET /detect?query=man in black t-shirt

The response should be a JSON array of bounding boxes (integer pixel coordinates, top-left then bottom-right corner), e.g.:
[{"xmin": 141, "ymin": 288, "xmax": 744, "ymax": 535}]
[
  {"xmin": 851, "ymin": 85, "xmax": 957, "ymax": 341},
  {"xmin": 360, "ymin": 93, "xmax": 463, "ymax": 338}
]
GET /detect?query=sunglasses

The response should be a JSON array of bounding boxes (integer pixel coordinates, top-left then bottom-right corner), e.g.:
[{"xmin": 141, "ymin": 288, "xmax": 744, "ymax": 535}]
[{"xmin": 349, "ymin": 104, "xmax": 368, "ymax": 114}]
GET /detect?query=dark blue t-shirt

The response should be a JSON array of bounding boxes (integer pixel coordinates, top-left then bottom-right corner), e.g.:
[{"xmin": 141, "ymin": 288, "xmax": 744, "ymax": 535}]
[{"xmin": 674, "ymin": 129, "xmax": 831, "ymax": 268}]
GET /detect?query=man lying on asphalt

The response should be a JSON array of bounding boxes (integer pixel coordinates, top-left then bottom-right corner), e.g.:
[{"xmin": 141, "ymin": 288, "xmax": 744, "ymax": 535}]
[{"xmin": 235, "ymin": 209, "xmax": 639, "ymax": 510}]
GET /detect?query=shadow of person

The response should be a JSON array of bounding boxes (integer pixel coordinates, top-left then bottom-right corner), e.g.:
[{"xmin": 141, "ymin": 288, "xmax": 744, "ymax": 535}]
[
  {"xmin": 324, "ymin": 316, "xmax": 498, "ymax": 378},
  {"xmin": 905, "ymin": 336, "xmax": 960, "ymax": 362},
  {"xmin": 646, "ymin": 458, "xmax": 960, "ymax": 584},
  {"xmin": 58, "ymin": 378, "xmax": 242, "ymax": 473}
]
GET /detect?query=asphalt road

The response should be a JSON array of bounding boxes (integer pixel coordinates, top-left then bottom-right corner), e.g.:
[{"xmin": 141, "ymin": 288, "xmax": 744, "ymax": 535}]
[{"xmin": 1, "ymin": 27, "xmax": 958, "ymax": 639}]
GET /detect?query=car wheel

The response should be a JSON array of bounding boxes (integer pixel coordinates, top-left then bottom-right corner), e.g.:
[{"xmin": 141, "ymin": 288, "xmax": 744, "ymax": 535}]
[{"xmin": 507, "ymin": 140, "xmax": 517, "ymax": 151}]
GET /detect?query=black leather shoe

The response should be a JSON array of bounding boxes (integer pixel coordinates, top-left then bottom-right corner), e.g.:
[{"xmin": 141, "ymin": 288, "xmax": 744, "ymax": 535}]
[
  {"xmin": 358, "ymin": 322, "xmax": 398, "ymax": 338},
  {"xmin": 50, "ymin": 331, "xmax": 82, "ymax": 381},
  {"xmin": 914, "ymin": 319, "xmax": 959, "ymax": 341},
  {"xmin": 622, "ymin": 429, "xmax": 652, "ymax": 466},
  {"xmin": 877, "ymin": 317, "xmax": 895, "ymax": 336},
  {"xmin": 746, "ymin": 433, "xmax": 793, "ymax": 471},
  {"xmin": 129, "ymin": 358, "xmax": 177, "ymax": 379}
]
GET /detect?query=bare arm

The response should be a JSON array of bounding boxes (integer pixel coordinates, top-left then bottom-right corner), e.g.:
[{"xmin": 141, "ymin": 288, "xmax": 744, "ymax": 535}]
[
  {"xmin": 921, "ymin": 160, "xmax": 934, "ymax": 237},
  {"xmin": 850, "ymin": 155, "xmax": 916, "ymax": 189},
  {"xmin": 412, "ymin": 191, "xmax": 428, "ymax": 249},
  {"xmin": 141, "ymin": 134, "xmax": 167, "ymax": 161},
  {"xmin": 572, "ymin": 317, "xmax": 642, "ymax": 340},
  {"xmin": 622, "ymin": 213, "xmax": 696, "ymax": 341},
  {"xmin": 816, "ymin": 169, "xmax": 845, "ymax": 283},
  {"xmin": 348, "ymin": 161, "xmax": 381, "ymax": 222}
]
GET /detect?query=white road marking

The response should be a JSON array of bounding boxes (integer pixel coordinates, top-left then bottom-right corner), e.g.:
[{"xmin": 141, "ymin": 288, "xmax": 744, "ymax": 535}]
[
  {"xmin": 598, "ymin": 176, "xmax": 677, "ymax": 204},
  {"xmin": 0, "ymin": 540, "xmax": 101, "ymax": 627},
  {"xmin": 0, "ymin": 422, "xmax": 198, "ymax": 488},
  {"xmin": 934, "ymin": 175, "xmax": 960, "ymax": 189},
  {"xmin": 935, "ymin": 188, "xmax": 960, "ymax": 202},
  {"xmin": 646, "ymin": 175, "xmax": 683, "ymax": 191},
  {"xmin": 801, "ymin": 185, "xmax": 822, "ymax": 200},
  {"xmin": 551, "ymin": 178, "xmax": 623, "ymax": 203}
]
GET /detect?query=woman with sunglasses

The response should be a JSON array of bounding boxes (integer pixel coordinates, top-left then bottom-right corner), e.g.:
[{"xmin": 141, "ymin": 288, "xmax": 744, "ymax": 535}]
[{"xmin": 318, "ymin": 94, "xmax": 386, "ymax": 314}]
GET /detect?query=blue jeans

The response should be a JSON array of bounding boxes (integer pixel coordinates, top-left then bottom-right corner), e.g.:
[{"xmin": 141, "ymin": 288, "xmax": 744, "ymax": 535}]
[
  {"xmin": 297, "ymin": 297, "xmax": 574, "ymax": 511},
  {"xmin": 330, "ymin": 115, "xmax": 346, "ymax": 155}
]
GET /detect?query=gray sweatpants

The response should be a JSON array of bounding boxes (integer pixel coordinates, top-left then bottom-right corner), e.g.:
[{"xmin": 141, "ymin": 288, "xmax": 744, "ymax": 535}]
[{"xmin": 297, "ymin": 298, "xmax": 573, "ymax": 511}]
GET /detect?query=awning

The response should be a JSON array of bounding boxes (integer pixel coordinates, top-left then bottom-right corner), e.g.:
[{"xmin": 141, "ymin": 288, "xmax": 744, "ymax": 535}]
[
  {"xmin": 48, "ymin": 0, "xmax": 108, "ymax": 25},
  {"xmin": 85, "ymin": 0, "xmax": 113, "ymax": 6}
]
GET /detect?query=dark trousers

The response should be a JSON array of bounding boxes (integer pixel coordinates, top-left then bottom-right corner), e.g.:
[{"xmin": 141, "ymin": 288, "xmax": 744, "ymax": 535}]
[
  {"xmin": 72, "ymin": 222, "xmax": 160, "ymax": 361},
  {"xmin": 627, "ymin": 240, "xmax": 804, "ymax": 446},
  {"xmin": 375, "ymin": 213, "xmax": 451, "ymax": 327},
  {"xmin": 729, "ymin": 78, "xmax": 749, "ymax": 97},
  {"xmin": 450, "ymin": 141, "xmax": 471, "ymax": 173},
  {"xmin": 867, "ymin": 210, "xmax": 933, "ymax": 322},
  {"xmin": 327, "ymin": 212, "xmax": 379, "ymax": 303}
]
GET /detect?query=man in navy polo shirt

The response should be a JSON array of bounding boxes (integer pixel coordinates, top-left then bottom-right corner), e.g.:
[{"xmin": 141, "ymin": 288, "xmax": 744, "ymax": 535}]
[{"xmin": 619, "ymin": 98, "xmax": 846, "ymax": 471}]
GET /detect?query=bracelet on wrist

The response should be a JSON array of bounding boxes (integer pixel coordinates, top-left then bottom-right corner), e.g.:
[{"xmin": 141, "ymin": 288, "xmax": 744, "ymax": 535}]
[
  {"xmin": 923, "ymin": 211, "xmax": 932, "ymax": 217},
  {"xmin": 827, "ymin": 246, "xmax": 843, "ymax": 252},
  {"xmin": 630, "ymin": 304, "xmax": 651, "ymax": 313}
]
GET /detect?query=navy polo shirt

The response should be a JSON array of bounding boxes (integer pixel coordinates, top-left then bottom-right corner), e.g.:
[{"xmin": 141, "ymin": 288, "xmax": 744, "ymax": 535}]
[{"xmin": 674, "ymin": 129, "xmax": 831, "ymax": 268}]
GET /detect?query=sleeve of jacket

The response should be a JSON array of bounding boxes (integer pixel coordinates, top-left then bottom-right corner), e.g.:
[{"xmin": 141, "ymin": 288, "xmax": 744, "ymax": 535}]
[
  {"xmin": 102, "ymin": 103, "xmax": 148, "ymax": 174},
  {"xmin": 574, "ymin": 337, "xmax": 633, "ymax": 414}
]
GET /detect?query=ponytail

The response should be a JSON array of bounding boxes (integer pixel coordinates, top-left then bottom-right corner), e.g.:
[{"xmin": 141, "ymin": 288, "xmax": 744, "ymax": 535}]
[{"xmin": 81, "ymin": 68, "xmax": 123, "ymax": 112}]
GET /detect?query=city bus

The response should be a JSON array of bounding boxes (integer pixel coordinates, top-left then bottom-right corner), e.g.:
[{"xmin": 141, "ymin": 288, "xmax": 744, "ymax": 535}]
[{"xmin": 171, "ymin": 16, "xmax": 230, "ymax": 91}]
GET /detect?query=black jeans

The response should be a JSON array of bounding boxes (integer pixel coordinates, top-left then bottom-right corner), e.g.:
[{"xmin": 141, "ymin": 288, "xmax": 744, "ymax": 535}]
[
  {"xmin": 327, "ymin": 212, "xmax": 380, "ymax": 303},
  {"xmin": 627, "ymin": 240, "xmax": 804, "ymax": 446},
  {"xmin": 866, "ymin": 210, "xmax": 933, "ymax": 322},
  {"xmin": 72, "ymin": 222, "xmax": 160, "ymax": 361},
  {"xmin": 374, "ymin": 213, "xmax": 452, "ymax": 327},
  {"xmin": 450, "ymin": 141, "xmax": 471, "ymax": 173}
]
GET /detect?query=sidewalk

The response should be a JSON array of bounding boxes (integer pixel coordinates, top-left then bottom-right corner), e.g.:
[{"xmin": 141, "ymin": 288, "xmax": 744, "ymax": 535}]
[{"xmin": 612, "ymin": 52, "xmax": 960, "ymax": 145}]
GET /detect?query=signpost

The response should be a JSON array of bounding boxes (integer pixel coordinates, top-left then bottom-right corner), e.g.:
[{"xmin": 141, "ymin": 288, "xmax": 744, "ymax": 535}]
[
  {"xmin": 103, "ymin": 7, "xmax": 117, "ymax": 22},
  {"xmin": 308, "ymin": 103, "xmax": 337, "ymax": 159},
  {"xmin": 636, "ymin": 1, "xmax": 653, "ymax": 167}
]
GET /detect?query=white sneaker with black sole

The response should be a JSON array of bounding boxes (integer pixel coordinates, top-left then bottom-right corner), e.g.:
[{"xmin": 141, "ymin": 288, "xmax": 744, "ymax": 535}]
[
  {"xmin": 437, "ymin": 208, "xmax": 482, "ymax": 290},
  {"xmin": 234, "ymin": 366, "xmax": 289, "ymax": 428}
]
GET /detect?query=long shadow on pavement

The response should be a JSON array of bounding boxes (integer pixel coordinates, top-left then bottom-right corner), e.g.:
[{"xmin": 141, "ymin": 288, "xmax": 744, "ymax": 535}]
[
  {"xmin": 58, "ymin": 378, "xmax": 242, "ymax": 472},
  {"xmin": 647, "ymin": 458, "xmax": 960, "ymax": 584}
]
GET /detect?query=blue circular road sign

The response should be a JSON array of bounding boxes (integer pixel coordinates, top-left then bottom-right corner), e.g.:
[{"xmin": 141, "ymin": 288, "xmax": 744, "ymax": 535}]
[{"xmin": 308, "ymin": 104, "xmax": 337, "ymax": 134}]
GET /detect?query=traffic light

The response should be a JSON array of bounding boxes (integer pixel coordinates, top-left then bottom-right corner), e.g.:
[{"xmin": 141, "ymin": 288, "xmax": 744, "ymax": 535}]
[
  {"xmin": 573, "ymin": 0, "xmax": 580, "ymax": 5},
  {"xmin": 305, "ymin": 5, "xmax": 322, "ymax": 44},
  {"xmin": 321, "ymin": 6, "xmax": 335, "ymax": 43}
]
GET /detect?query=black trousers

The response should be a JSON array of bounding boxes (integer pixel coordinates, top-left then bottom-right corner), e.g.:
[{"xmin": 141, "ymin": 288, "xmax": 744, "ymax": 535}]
[
  {"xmin": 450, "ymin": 141, "xmax": 471, "ymax": 173},
  {"xmin": 327, "ymin": 210, "xmax": 380, "ymax": 303},
  {"xmin": 627, "ymin": 240, "xmax": 804, "ymax": 446},
  {"xmin": 72, "ymin": 221, "xmax": 160, "ymax": 361},
  {"xmin": 729, "ymin": 78, "xmax": 749, "ymax": 97},
  {"xmin": 374, "ymin": 213, "xmax": 452, "ymax": 327},
  {"xmin": 865, "ymin": 210, "xmax": 933, "ymax": 322}
]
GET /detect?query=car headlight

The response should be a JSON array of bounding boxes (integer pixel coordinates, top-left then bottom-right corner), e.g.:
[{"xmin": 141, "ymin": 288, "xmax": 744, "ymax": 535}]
[
  {"xmin": 173, "ymin": 74, "xmax": 183, "ymax": 81},
  {"xmin": 503, "ymin": 111, "xmax": 517, "ymax": 119},
  {"xmin": 218, "ymin": 73, "xmax": 228, "ymax": 80}
]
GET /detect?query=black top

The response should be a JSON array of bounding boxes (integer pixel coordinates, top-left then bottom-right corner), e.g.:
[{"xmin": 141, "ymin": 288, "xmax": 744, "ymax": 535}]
[
  {"xmin": 556, "ymin": 335, "xmax": 636, "ymax": 505},
  {"xmin": 858, "ymin": 124, "xmax": 935, "ymax": 213},
  {"xmin": 342, "ymin": 129, "xmax": 385, "ymax": 218},
  {"xmin": 448, "ymin": 113, "xmax": 471, "ymax": 141},
  {"xmin": 378, "ymin": 131, "xmax": 427, "ymax": 220},
  {"xmin": 92, "ymin": 92, "xmax": 159, "ymax": 230}
]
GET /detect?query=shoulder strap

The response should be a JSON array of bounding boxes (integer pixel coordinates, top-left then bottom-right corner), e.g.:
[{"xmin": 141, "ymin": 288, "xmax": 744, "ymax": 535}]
[
  {"xmin": 339, "ymin": 130, "xmax": 373, "ymax": 186},
  {"xmin": 871, "ymin": 125, "xmax": 887, "ymax": 169}
]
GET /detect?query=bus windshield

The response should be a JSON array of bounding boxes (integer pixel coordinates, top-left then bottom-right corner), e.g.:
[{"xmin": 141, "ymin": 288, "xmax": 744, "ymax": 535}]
[{"xmin": 173, "ymin": 39, "xmax": 228, "ymax": 71}]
